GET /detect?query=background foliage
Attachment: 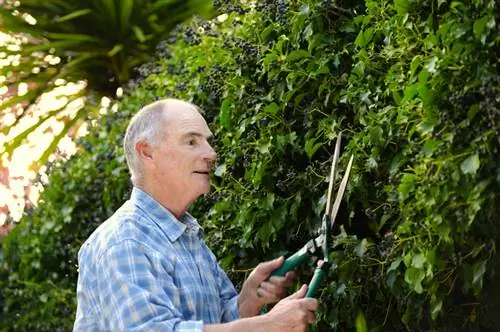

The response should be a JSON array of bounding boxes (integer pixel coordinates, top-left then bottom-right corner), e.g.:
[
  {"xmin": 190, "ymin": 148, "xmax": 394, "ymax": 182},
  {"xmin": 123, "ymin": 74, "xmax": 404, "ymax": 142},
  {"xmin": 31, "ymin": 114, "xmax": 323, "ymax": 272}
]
[
  {"xmin": 1, "ymin": 0, "xmax": 499, "ymax": 331},
  {"xmin": 0, "ymin": 0, "xmax": 213, "ymax": 167}
]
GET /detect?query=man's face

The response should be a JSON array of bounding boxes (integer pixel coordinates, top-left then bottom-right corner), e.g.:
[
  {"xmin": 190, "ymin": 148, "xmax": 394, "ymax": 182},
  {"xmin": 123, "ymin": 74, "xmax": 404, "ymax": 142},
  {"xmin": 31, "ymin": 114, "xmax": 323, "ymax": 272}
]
[{"xmin": 149, "ymin": 105, "xmax": 216, "ymax": 203}]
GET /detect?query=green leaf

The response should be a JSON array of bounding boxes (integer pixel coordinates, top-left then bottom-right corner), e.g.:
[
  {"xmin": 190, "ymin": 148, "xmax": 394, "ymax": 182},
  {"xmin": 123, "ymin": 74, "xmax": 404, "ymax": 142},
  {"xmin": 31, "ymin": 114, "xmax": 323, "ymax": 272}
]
[
  {"xmin": 355, "ymin": 239, "xmax": 368, "ymax": 258},
  {"xmin": 23, "ymin": 40, "xmax": 84, "ymax": 53},
  {"xmin": 394, "ymin": 0, "xmax": 410, "ymax": 15},
  {"xmin": 132, "ymin": 25, "xmax": 147, "ymax": 42},
  {"xmin": 355, "ymin": 28, "xmax": 374, "ymax": 47},
  {"xmin": 36, "ymin": 108, "xmax": 86, "ymax": 167},
  {"xmin": 431, "ymin": 295, "xmax": 443, "ymax": 320},
  {"xmin": 472, "ymin": 260, "xmax": 487, "ymax": 292},
  {"xmin": 409, "ymin": 55, "xmax": 422, "ymax": 80},
  {"xmin": 219, "ymin": 99, "xmax": 232, "ymax": 130},
  {"xmin": 412, "ymin": 253, "xmax": 425, "ymax": 268},
  {"xmin": 287, "ymin": 50, "xmax": 310, "ymax": 62},
  {"xmin": 460, "ymin": 154, "xmax": 480, "ymax": 175},
  {"xmin": 264, "ymin": 102, "xmax": 279, "ymax": 115},
  {"xmin": 388, "ymin": 258, "xmax": 402, "ymax": 272},
  {"xmin": 45, "ymin": 33, "xmax": 102, "ymax": 43},
  {"xmin": 108, "ymin": 44, "xmax": 124, "ymax": 57},
  {"xmin": 304, "ymin": 138, "xmax": 323, "ymax": 159},
  {"xmin": 102, "ymin": 0, "xmax": 117, "ymax": 24},
  {"xmin": 467, "ymin": 104, "xmax": 480, "ymax": 121},
  {"xmin": 55, "ymin": 8, "xmax": 92, "ymax": 22},
  {"xmin": 404, "ymin": 267, "xmax": 425, "ymax": 294},
  {"xmin": 214, "ymin": 164, "xmax": 226, "ymax": 177},
  {"xmin": 473, "ymin": 16, "xmax": 490, "ymax": 43},
  {"xmin": 253, "ymin": 161, "xmax": 268, "ymax": 186},
  {"xmin": 422, "ymin": 140, "xmax": 440, "ymax": 156},
  {"xmin": 398, "ymin": 173, "xmax": 418, "ymax": 200},
  {"xmin": 120, "ymin": 0, "xmax": 135, "ymax": 32},
  {"xmin": 355, "ymin": 312, "xmax": 368, "ymax": 332}
]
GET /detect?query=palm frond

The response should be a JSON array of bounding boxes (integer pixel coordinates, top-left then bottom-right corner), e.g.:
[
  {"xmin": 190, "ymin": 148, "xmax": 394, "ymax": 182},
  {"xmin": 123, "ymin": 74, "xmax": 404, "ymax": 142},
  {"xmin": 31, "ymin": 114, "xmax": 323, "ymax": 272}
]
[{"xmin": 0, "ymin": 0, "xmax": 214, "ymax": 167}]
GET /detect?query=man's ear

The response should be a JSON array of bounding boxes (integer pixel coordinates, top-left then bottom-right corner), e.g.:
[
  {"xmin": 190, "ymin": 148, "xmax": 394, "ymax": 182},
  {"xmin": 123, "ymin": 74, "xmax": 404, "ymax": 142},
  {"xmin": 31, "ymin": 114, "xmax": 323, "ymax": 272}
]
[{"xmin": 135, "ymin": 140, "xmax": 153, "ymax": 161}]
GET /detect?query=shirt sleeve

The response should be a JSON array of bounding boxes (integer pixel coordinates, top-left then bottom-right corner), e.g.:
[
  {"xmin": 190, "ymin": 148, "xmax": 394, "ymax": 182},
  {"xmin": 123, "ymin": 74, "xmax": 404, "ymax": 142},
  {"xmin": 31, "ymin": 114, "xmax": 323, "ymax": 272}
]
[
  {"xmin": 202, "ymin": 242, "xmax": 240, "ymax": 322},
  {"xmin": 95, "ymin": 239, "xmax": 204, "ymax": 332},
  {"xmin": 216, "ymin": 263, "xmax": 240, "ymax": 322}
]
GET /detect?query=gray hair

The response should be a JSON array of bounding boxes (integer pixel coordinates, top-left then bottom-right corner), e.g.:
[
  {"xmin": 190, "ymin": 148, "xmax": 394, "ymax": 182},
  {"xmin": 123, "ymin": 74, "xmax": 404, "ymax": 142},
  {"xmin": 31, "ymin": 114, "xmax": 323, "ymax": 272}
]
[
  {"xmin": 124, "ymin": 100, "xmax": 168, "ymax": 185},
  {"xmin": 123, "ymin": 99, "xmax": 203, "ymax": 185}
]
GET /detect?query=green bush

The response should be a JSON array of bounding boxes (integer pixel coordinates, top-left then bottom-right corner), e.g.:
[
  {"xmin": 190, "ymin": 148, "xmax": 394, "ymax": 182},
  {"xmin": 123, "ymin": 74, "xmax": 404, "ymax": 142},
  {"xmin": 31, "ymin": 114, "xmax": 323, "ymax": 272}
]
[{"xmin": 1, "ymin": 0, "xmax": 498, "ymax": 330}]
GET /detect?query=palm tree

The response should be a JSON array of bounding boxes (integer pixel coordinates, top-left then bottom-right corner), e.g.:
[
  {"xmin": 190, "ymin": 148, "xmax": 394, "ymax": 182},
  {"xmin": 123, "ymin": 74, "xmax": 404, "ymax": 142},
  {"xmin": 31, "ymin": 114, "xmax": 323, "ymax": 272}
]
[{"xmin": 0, "ymin": 0, "xmax": 213, "ymax": 166}]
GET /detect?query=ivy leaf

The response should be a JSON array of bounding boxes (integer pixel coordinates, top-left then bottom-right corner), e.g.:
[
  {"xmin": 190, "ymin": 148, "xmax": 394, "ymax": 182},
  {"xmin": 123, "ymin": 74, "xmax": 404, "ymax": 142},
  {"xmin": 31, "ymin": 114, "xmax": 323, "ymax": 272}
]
[
  {"xmin": 412, "ymin": 253, "xmax": 425, "ymax": 268},
  {"xmin": 355, "ymin": 28, "xmax": 374, "ymax": 47},
  {"xmin": 355, "ymin": 239, "xmax": 368, "ymax": 257},
  {"xmin": 388, "ymin": 258, "xmax": 402, "ymax": 272},
  {"xmin": 423, "ymin": 140, "xmax": 440, "ymax": 156},
  {"xmin": 304, "ymin": 138, "xmax": 323, "ymax": 159},
  {"xmin": 264, "ymin": 102, "xmax": 279, "ymax": 115},
  {"xmin": 472, "ymin": 260, "xmax": 487, "ymax": 292},
  {"xmin": 425, "ymin": 56, "xmax": 438, "ymax": 74},
  {"xmin": 287, "ymin": 50, "xmax": 310, "ymax": 62},
  {"xmin": 461, "ymin": 154, "xmax": 480, "ymax": 175},
  {"xmin": 431, "ymin": 295, "xmax": 443, "ymax": 320},
  {"xmin": 394, "ymin": 0, "xmax": 410, "ymax": 15},
  {"xmin": 220, "ymin": 99, "xmax": 232, "ymax": 130},
  {"xmin": 473, "ymin": 16, "xmax": 491, "ymax": 43},
  {"xmin": 467, "ymin": 104, "xmax": 480, "ymax": 121},
  {"xmin": 214, "ymin": 164, "xmax": 226, "ymax": 177},
  {"xmin": 398, "ymin": 173, "xmax": 418, "ymax": 200},
  {"xmin": 405, "ymin": 267, "xmax": 425, "ymax": 294}
]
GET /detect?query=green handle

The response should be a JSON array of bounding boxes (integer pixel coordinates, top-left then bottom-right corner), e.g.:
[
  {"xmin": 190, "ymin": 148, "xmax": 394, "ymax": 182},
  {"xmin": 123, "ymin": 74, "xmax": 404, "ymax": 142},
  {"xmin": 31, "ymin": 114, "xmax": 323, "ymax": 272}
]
[
  {"xmin": 271, "ymin": 249, "xmax": 312, "ymax": 277},
  {"xmin": 305, "ymin": 267, "xmax": 326, "ymax": 298}
]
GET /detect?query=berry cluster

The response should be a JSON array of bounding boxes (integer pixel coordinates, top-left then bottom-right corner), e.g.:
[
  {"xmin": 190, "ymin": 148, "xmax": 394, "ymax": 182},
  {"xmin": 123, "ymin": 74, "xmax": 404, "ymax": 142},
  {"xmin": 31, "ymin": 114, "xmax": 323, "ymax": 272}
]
[
  {"xmin": 256, "ymin": 0, "xmax": 290, "ymax": 25},
  {"xmin": 155, "ymin": 40, "xmax": 173, "ymax": 59},
  {"xmin": 199, "ymin": 65, "xmax": 227, "ymax": 101},
  {"xmin": 213, "ymin": 0, "xmax": 249, "ymax": 15},
  {"xmin": 183, "ymin": 27, "xmax": 200, "ymax": 46}
]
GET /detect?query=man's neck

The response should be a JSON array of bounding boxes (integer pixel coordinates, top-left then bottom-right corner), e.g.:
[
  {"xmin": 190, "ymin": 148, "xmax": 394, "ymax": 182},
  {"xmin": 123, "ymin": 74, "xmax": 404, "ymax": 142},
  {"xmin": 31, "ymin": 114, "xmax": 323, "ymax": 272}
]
[{"xmin": 135, "ymin": 182, "xmax": 191, "ymax": 220}]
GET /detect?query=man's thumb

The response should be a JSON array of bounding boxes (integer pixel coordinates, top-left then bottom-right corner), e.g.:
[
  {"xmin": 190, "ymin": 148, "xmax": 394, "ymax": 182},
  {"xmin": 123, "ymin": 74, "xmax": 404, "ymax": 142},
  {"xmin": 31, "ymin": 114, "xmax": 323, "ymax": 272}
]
[
  {"xmin": 256, "ymin": 256, "xmax": 284, "ymax": 277},
  {"xmin": 286, "ymin": 284, "xmax": 307, "ymax": 300}
]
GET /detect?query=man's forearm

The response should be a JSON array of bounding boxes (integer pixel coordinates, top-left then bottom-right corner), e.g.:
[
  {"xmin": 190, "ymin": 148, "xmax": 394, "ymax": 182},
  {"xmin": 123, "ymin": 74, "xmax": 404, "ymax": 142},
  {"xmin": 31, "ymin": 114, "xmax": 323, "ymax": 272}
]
[
  {"xmin": 204, "ymin": 315, "xmax": 270, "ymax": 332},
  {"xmin": 238, "ymin": 296, "xmax": 262, "ymax": 318}
]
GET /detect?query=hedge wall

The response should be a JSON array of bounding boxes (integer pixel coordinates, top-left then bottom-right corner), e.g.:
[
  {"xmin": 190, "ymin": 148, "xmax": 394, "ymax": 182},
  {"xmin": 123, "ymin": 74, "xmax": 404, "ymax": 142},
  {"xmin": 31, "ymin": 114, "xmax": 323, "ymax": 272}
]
[{"xmin": 1, "ymin": 0, "xmax": 498, "ymax": 331}]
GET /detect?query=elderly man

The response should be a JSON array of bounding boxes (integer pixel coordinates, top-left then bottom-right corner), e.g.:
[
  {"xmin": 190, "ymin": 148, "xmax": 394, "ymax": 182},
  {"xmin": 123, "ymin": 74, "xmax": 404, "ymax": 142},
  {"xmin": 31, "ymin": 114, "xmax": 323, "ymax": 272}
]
[{"xmin": 74, "ymin": 99, "xmax": 318, "ymax": 331}]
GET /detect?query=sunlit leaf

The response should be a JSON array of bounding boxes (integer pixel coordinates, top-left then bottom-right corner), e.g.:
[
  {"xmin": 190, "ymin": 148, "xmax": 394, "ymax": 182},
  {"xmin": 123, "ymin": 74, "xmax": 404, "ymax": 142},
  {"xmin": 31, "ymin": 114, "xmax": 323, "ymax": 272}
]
[{"xmin": 460, "ymin": 154, "xmax": 480, "ymax": 175}]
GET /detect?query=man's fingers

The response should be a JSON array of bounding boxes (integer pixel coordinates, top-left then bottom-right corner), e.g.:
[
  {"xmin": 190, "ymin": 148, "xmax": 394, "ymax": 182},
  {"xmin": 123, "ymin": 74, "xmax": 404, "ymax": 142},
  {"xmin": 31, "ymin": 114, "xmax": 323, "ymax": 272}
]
[
  {"xmin": 255, "ymin": 256, "xmax": 284, "ymax": 278},
  {"xmin": 256, "ymin": 287, "xmax": 271, "ymax": 299},
  {"xmin": 268, "ymin": 275, "xmax": 292, "ymax": 288},
  {"xmin": 259, "ymin": 281, "xmax": 284, "ymax": 299},
  {"xmin": 307, "ymin": 310, "xmax": 317, "ymax": 324},
  {"xmin": 302, "ymin": 298, "xmax": 319, "ymax": 311}
]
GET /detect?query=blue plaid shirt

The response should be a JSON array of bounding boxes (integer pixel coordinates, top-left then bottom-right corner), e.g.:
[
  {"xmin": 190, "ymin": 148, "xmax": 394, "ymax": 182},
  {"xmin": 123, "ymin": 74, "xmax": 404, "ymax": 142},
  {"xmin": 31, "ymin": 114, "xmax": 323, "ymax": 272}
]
[{"xmin": 74, "ymin": 187, "xmax": 239, "ymax": 331}]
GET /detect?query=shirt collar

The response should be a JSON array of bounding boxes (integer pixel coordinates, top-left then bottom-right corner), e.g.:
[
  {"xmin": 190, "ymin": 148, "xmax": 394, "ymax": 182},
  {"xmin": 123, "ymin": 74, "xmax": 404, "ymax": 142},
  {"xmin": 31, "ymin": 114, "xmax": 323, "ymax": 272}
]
[{"xmin": 130, "ymin": 187, "xmax": 203, "ymax": 242}]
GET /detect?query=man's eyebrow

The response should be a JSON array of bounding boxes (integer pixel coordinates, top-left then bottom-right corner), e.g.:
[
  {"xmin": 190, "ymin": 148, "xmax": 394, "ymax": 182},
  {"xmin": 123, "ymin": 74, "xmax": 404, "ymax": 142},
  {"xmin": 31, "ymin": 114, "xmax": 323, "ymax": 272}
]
[{"xmin": 182, "ymin": 132, "xmax": 213, "ymax": 140}]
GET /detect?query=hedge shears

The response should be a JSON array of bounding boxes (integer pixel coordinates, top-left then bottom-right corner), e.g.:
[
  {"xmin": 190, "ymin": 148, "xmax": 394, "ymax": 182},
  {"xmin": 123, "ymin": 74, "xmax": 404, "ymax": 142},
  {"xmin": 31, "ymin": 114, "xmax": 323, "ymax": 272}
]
[{"xmin": 271, "ymin": 133, "xmax": 354, "ymax": 298}]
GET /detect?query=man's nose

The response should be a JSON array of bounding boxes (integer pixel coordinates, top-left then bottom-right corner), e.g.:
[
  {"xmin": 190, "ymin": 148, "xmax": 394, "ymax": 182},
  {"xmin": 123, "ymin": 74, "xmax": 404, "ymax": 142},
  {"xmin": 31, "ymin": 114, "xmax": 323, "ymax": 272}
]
[{"xmin": 204, "ymin": 143, "xmax": 217, "ymax": 162}]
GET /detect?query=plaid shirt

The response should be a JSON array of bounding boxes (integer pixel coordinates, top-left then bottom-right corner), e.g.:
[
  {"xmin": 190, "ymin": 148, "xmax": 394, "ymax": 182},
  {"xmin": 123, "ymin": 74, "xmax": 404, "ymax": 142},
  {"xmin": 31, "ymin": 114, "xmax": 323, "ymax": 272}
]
[{"xmin": 74, "ymin": 187, "xmax": 239, "ymax": 331}]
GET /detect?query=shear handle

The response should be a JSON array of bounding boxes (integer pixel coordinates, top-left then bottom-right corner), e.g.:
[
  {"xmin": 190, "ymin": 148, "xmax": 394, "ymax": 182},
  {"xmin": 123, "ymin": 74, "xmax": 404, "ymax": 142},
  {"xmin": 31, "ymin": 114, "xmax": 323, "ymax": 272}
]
[{"xmin": 271, "ymin": 238, "xmax": 320, "ymax": 277}]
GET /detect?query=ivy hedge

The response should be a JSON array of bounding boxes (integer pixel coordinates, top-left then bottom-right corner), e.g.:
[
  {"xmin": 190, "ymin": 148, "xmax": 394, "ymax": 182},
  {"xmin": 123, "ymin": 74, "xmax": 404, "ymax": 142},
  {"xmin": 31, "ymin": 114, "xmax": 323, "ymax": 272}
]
[{"xmin": 1, "ymin": 0, "xmax": 499, "ymax": 331}]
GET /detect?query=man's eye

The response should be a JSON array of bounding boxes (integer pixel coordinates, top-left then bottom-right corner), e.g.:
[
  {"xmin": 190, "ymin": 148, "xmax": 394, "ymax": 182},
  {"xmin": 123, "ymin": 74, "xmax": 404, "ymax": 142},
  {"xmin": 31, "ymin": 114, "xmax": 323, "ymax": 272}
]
[{"xmin": 188, "ymin": 139, "xmax": 196, "ymax": 146}]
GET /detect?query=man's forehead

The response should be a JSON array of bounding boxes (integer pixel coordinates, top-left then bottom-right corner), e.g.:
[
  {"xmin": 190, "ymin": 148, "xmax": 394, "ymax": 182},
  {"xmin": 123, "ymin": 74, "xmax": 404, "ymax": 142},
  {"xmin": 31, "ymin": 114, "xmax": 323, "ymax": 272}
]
[{"xmin": 164, "ymin": 108, "xmax": 212, "ymax": 138}]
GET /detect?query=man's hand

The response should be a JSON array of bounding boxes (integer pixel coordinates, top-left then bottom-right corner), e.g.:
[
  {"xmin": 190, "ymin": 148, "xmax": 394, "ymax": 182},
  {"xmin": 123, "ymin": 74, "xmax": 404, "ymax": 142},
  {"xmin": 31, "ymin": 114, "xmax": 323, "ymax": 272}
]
[
  {"xmin": 238, "ymin": 256, "xmax": 295, "ymax": 318},
  {"xmin": 264, "ymin": 284, "xmax": 318, "ymax": 331}
]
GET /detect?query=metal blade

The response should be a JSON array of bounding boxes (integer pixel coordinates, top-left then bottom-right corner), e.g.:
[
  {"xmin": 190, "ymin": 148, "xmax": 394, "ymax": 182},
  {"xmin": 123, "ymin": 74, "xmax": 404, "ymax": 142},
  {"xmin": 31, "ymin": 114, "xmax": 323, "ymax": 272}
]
[
  {"xmin": 329, "ymin": 154, "xmax": 354, "ymax": 228},
  {"xmin": 325, "ymin": 133, "xmax": 342, "ymax": 217}
]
